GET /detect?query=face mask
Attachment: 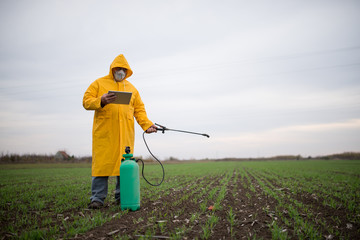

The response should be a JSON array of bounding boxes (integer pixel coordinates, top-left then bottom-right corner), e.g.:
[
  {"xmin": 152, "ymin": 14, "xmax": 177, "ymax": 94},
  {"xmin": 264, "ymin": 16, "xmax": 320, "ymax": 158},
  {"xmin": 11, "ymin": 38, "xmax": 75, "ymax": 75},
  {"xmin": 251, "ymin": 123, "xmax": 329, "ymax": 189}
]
[{"xmin": 114, "ymin": 69, "xmax": 126, "ymax": 81}]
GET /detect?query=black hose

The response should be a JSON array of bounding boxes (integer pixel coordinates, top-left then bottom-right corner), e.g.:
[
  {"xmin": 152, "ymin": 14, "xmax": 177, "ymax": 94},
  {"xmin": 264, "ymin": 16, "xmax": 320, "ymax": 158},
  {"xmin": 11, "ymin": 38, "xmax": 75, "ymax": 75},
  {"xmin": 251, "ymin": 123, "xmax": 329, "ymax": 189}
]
[{"xmin": 138, "ymin": 131, "xmax": 165, "ymax": 186}]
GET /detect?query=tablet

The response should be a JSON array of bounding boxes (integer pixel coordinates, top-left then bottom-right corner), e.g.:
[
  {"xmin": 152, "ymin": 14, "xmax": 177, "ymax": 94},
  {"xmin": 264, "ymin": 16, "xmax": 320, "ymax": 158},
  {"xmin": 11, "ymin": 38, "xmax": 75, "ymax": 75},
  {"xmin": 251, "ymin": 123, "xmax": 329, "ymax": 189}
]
[{"xmin": 108, "ymin": 91, "xmax": 132, "ymax": 105}]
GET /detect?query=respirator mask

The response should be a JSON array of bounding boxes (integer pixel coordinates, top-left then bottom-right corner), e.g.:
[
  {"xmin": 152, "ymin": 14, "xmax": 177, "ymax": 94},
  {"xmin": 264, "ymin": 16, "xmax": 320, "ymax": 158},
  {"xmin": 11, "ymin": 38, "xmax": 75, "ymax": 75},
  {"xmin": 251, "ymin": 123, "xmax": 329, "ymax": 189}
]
[{"xmin": 114, "ymin": 69, "xmax": 126, "ymax": 81}]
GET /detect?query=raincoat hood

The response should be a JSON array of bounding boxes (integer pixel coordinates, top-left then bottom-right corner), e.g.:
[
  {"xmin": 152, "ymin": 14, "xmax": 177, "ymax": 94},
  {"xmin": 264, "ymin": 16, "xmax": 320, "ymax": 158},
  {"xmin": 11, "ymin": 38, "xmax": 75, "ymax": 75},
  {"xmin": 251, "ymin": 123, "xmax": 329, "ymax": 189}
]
[{"xmin": 109, "ymin": 54, "xmax": 133, "ymax": 80}]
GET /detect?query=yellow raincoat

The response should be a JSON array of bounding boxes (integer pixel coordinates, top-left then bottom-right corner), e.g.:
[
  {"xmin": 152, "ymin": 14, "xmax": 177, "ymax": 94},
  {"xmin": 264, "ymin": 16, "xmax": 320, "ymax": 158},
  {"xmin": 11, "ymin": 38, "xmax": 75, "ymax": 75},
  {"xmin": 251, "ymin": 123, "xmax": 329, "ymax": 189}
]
[{"xmin": 83, "ymin": 54, "xmax": 154, "ymax": 176}]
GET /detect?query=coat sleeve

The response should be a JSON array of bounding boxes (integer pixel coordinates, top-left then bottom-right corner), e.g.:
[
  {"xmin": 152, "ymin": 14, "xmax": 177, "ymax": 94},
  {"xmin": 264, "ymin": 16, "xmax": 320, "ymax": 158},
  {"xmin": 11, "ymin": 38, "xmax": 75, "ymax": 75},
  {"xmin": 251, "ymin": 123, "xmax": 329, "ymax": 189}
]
[
  {"xmin": 133, "ymin": 91, "xmax": 154, "ymax": 131},
  {"xmin": 83, "ymin": 81, "xmax": 102, "ymax": 110}
]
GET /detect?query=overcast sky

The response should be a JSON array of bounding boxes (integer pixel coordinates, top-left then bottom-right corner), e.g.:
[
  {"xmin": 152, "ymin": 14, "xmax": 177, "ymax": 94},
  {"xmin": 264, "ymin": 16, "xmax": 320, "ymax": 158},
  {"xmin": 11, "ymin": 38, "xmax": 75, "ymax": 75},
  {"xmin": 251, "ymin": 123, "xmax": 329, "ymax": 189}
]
[{"xmin": 1, "ymin": 0, "xmax": 360, "ymax": 160}]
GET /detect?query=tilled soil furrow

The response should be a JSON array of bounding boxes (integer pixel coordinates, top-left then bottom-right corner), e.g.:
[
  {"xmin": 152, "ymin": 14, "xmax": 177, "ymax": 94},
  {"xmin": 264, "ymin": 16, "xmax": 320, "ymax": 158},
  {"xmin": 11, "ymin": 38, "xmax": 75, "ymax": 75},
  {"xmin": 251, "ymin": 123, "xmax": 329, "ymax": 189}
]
[
  {"xmin": 250, "ymin": 169, "xmax": 360, "ymax": 239},
  {"xmin": 50, "ymin": 176, "xmax": 194, "ymax": 239},
  {"xmin": 74, "ymin": 174, "xmax": 222, "ymax": 239},
  {"xmin": 219, "ymin": 169, "xmax": 276, "ymax": 239},
  {"xmin": 259, "ymin": 169, "xmax": 357, "ymax": 206}
]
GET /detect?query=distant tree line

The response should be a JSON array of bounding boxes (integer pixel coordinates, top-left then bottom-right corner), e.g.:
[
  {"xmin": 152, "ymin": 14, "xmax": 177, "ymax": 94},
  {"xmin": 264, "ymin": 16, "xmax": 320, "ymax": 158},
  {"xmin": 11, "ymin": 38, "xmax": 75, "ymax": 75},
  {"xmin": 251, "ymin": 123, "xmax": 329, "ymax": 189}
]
[
  {"xmin": 319, "ymin": 152, "xmax": 360, "ymax": 160},
  {"xmin": 0, "ymin": 152, "xmax": 359, "ymax": 164},
  {"xmin": 211, "ymin": 152, "xmax": 360, "ymax": 162},
  {"xmin": 0, "ymin": 153, "xmax": 92, "ymax": 164}
]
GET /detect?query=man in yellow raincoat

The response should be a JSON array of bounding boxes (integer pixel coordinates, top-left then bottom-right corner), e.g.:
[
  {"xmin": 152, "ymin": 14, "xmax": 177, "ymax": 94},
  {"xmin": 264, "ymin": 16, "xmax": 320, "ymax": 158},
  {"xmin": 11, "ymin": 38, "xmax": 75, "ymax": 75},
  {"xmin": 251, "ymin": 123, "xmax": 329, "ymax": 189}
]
[{"xmin": 83, "ymin": 54, "xmax": 157, "ymax": 209}]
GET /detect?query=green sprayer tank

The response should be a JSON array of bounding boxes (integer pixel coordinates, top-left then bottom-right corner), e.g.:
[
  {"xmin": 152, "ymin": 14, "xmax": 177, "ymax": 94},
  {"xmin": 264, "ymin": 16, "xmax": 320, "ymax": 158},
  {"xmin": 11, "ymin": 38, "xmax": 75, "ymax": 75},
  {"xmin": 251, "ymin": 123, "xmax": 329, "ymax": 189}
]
[{"xmin": 120, "ymin": 147, "xmax": 140, "ymax": 211}]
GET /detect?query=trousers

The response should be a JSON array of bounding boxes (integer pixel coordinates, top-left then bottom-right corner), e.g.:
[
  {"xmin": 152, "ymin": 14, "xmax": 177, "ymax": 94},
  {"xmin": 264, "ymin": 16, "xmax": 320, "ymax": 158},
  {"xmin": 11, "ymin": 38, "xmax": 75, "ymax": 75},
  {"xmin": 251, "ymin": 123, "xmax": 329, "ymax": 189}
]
[{"xmin": 90, "ymin": 176, "xmax": 120, "ymax": 204}]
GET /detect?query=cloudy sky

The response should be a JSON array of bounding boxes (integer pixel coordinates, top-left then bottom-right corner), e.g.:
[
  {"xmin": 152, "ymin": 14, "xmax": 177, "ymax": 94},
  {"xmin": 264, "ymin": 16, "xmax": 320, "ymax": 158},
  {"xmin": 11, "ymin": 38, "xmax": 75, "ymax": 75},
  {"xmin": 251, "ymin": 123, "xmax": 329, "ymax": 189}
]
[{"xmin": 1, "ymin": 0, "xmax": 359, "ymax": 160}]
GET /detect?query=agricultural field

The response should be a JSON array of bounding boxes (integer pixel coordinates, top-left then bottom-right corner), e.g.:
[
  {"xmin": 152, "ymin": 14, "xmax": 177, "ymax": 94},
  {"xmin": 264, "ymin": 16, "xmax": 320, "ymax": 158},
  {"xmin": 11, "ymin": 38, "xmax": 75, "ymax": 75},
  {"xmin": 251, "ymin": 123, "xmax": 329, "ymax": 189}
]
[{"xmin": 0, "ymin": 160, "xmax": 359, "ymax": 239}]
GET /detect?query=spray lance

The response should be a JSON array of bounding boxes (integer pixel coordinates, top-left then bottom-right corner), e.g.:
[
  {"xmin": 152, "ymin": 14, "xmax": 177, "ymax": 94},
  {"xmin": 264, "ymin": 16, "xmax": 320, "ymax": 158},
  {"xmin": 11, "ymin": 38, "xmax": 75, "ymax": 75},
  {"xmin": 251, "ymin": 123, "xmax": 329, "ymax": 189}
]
[
  {"xmin": 154, "ymin": 123, "xmax": 210, "ymax": 138},
  {"xmin": 119, "ymin": 123, "xmax": 209, "ymax": 211}
]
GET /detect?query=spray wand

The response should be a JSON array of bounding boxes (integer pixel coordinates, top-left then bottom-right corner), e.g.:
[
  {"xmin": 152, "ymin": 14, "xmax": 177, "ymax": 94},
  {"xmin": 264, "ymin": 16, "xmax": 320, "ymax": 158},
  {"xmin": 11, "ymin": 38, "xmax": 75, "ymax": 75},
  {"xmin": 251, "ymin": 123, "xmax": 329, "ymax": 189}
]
[
  {"xmin": 155, "ymin": 123, "xmax": 210, "ymax": 138},
  {"xmin": 138, "ymin": 123, "xmax": 210, "ymax": 186}
]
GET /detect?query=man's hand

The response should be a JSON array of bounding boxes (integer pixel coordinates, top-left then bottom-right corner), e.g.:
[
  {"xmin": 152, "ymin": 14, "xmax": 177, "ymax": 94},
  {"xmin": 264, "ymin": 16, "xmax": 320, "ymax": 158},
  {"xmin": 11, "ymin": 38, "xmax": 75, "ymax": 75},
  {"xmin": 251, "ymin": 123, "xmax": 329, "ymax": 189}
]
[
  {"xmin": 101, "ymin": 93, "xmax": 116, "ymax": 107},
  {"xmin": 146, "ymin": 124, "xmax": 158, "ymax": 134}
]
